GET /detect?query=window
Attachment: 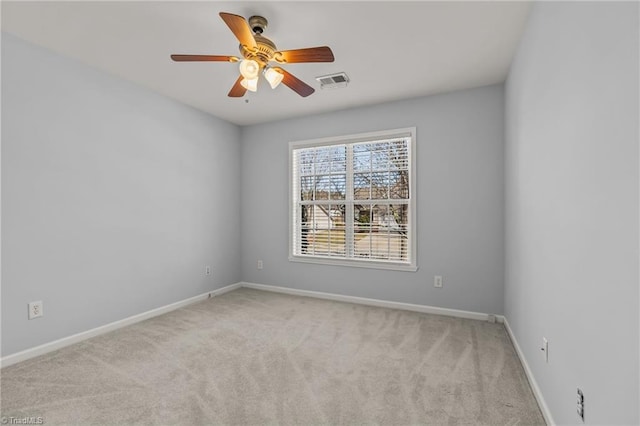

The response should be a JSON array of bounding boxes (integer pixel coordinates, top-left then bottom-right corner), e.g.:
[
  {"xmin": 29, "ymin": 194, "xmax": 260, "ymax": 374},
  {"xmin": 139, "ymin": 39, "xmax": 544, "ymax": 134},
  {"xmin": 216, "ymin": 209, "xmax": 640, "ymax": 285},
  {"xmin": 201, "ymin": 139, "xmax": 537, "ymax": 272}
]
[{"xmin": 289, "ymin": 128, "xmax": 416, "ymax": 271}]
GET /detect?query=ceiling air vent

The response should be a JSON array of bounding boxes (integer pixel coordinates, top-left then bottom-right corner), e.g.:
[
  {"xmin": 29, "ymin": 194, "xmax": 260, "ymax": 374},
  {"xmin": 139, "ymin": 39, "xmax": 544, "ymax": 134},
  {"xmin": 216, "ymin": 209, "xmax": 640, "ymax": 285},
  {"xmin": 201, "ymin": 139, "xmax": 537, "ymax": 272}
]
[{"xmin": 316, "ymin": 72, "xmax": 350, "ymax": 90}]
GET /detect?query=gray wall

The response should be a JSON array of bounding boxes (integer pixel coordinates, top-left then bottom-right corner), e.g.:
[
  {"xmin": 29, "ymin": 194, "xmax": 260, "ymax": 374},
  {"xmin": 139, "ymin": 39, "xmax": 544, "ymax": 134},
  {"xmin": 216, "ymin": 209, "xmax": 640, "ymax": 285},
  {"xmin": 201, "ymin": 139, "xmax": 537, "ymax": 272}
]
[
  {"xmin": 240, "ymin": 85, "xmax": 505, "ymax": 315},
  {"xmin": 504, "ymin": 2, "xmax": 639, "ymax": 424},
  {"xmin": 1, "ymin": 34, "xmax": 242, "ymax": 356}
]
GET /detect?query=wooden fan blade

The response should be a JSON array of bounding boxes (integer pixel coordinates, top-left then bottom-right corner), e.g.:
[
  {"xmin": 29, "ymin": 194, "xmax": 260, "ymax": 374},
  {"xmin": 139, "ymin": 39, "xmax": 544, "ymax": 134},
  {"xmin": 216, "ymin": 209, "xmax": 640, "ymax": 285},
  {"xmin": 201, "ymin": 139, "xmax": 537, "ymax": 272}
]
[
  {"xmin": 219, "ymin": 12, "xmax": 257, "ymax": 50},
  {"xmin": 273, "ymin": 67, "xmax": 315, "ymax": 97},
  {"xmin": 274, "ymin": 46, "xmax": 334, "ymax": 63},
  {"xmin": 171, "ymin": 54, "xmax": 239, "ymax": 62},
  {"xmin": 228, "ymin": 75, "xmax": 247, "ymax": 98}
]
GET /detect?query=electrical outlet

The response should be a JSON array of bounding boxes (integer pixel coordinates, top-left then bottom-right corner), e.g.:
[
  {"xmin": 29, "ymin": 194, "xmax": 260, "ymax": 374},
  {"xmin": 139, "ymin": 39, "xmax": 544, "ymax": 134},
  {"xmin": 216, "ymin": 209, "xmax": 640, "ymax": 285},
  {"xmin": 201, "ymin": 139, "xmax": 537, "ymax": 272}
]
[
  {"xmin": 434, "ymin": 275, "xmax": 443, "ymax": 288},
  {"xmin": 257, "ymin": 260, "xmax": 263, "ymax": 270},
  {"xmin": 577, "ymin": 388, "xmax": 585, "ymax": 422},
  {"xmin": 205, "ymin": 266, "xmax": 211, "ymax": 276},
  {"xmin": 541, "ymin": 337, "xmax": 549, "ymax": 363},
  {"xmin": 28, "ymin": 301, "xmax": 43, "ymax": 320}
]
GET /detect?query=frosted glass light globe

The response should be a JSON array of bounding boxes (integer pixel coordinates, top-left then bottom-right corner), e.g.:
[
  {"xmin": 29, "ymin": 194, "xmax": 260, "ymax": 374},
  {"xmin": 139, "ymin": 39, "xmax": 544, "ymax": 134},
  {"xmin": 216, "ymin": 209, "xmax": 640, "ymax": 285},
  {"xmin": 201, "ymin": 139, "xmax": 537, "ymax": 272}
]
[
  {"xmin": 264, "ymin": 67, "xmax": 284, "ymax": 89},
  {"xmin": 240, "ymin": 77, "xmax": 258, "ymax": 92},
  {"xmin": 239, "ymin": 59, "xmax": 260, "ymax": 80}
]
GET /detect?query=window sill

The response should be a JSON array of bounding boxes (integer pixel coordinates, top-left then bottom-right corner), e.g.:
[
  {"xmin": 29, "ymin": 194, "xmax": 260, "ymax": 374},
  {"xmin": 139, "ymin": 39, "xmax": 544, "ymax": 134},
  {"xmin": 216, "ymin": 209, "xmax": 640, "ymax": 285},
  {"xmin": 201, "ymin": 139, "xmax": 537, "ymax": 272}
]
[{"xmin": 288, "ymin": 255, "xmax": 418, "ymax": 272}]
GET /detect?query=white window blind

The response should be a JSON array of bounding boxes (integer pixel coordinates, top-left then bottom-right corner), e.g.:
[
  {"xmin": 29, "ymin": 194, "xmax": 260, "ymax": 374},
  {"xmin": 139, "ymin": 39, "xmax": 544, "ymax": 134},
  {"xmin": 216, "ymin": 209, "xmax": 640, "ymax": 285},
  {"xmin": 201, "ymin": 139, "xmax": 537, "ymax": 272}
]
[{"xmin": 289, "ymin": 128, "xmax": 416, "ymax": 271}]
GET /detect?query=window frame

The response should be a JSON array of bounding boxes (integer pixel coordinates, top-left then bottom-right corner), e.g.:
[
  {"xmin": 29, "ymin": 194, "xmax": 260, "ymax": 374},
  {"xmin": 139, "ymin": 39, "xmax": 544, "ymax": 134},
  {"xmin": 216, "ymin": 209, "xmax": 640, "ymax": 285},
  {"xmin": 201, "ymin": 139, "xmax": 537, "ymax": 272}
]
[{"xmin": 288, "ymin": 127, "xmax": 417, "ymax": 271}]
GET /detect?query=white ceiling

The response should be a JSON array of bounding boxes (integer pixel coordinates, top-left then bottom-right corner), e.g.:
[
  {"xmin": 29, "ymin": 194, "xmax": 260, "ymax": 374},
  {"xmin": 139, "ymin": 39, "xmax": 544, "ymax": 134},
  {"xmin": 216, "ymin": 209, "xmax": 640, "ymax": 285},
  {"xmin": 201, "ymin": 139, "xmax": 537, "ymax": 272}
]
[{"xmin": 2, "ymin": 1, "xmax": 532, "ymax": 126}]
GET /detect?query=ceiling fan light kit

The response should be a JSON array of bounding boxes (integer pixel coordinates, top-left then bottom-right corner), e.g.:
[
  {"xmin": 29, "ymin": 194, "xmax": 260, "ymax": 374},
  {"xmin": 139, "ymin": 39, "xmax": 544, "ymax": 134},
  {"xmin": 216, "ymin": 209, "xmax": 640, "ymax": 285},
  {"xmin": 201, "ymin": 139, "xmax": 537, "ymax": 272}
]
[{"xmin": 171, "ymin": 12, "xmax": 335, "ymax": 98}]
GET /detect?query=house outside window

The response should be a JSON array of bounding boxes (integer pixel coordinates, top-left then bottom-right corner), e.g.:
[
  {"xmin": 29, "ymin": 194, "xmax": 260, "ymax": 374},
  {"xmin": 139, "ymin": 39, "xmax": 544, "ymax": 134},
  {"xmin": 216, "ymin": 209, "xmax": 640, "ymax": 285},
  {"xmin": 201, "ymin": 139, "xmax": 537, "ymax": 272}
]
[{"xmin": 289, "ymin": 128, "xmax": 417, "ymax": 271}]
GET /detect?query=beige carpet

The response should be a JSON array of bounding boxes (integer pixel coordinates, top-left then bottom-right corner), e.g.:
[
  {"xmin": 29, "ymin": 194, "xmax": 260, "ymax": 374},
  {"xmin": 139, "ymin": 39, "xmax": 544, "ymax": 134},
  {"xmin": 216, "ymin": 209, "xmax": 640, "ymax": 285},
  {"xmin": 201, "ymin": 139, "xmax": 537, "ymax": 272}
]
[{"xmin": 1, "ymin": 288, "xmax": 544, "ymax": 425}]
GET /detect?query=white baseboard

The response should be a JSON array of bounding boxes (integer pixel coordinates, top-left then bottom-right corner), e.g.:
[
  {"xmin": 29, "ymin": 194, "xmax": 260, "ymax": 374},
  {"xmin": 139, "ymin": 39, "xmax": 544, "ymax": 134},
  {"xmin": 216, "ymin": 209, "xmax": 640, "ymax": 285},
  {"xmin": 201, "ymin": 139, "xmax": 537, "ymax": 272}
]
[
  {"xmin": 503, "ymin": 317, "xmax": 555, "ymax": 425},
  {"xmin": 240, "ymin": 281, "xmax": 494, "ymax": 322},
  {"xmin": 0, "ymin": 282, "xmax": 242, "ymax": 368},
  {"xmin": 2, "ymin": 280, "xmax": 506, "ymax": 373},
  {"xmin": 0, "ymin": 279, "xmax": 552, "ymax": 425}
]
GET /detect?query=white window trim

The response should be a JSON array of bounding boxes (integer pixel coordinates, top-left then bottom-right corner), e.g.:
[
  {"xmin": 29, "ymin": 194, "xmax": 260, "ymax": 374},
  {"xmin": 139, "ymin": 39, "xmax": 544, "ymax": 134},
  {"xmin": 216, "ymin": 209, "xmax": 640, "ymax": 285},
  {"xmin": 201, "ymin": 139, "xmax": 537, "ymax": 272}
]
[{"xmin": 288, "ymin": 127, "xmax": 417, "ymax": 272}]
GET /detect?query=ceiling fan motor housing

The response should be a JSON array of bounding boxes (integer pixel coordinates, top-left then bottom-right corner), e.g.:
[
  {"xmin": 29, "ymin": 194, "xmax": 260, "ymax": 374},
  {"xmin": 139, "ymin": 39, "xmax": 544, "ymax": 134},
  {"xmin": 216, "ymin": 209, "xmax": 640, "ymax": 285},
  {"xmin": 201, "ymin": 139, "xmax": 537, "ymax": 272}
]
[
  {"xmin": 240, "ymin": 17, "xmax": 277, "ymax": 68},
  {"xmin": 240, "ymin": 35, "xmax": 277, "ymax": 67}
]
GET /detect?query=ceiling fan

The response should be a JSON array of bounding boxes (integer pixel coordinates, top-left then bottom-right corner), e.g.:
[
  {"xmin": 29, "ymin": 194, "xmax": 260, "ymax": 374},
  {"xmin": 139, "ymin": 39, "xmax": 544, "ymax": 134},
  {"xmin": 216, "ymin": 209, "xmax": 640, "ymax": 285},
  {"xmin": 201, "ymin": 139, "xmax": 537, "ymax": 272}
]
[{"xmin": 171, "ymin": 12, "xmax": 335, "ymax": 98}]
